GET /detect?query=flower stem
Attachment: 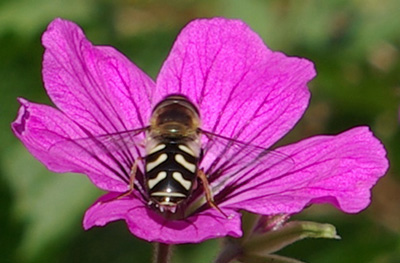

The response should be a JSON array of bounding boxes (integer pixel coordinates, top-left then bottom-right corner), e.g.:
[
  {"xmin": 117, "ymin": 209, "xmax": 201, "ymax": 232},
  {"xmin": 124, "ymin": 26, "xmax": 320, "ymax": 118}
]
[
  {"xmin": 153, "ymin": 243, "xmax": 172, "ymax": 263},
  {"xmin": 214, "ymin": 238, "xmax": 242, "ymax": 263}
]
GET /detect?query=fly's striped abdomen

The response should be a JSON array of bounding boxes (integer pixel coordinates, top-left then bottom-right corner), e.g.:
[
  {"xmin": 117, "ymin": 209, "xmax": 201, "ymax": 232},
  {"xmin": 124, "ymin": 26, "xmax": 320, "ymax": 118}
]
[{"xmin": 145, "ymin": 140, "xmax": 199, "ymax": 208}]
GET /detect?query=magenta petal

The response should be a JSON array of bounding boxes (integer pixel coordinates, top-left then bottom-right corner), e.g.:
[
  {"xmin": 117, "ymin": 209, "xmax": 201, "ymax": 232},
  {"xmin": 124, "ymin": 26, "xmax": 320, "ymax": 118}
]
[
  {"xmin": 42, "ymin": 18, "xmax": 154, "ymax": 135},
  {"xmin": 225, "ymin": 127, "xmax": 388, "ymax": 214},
  {"xmin": 84, "ymin": 193, "xmax": 242, "ymax": 244},
  {"xmin": 156, "ymin": 18, "xmax": 315, "ymax": 147},
  {"xmin": 11, "ymin": 99, "xmax": 128, "ymax": 192}
]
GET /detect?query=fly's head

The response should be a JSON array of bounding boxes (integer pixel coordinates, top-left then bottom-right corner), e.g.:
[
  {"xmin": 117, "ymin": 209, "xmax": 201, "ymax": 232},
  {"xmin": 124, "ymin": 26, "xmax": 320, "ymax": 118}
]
[{"xmin": 150, "ymin": 95, "xmax": 200, "ymax": 139}]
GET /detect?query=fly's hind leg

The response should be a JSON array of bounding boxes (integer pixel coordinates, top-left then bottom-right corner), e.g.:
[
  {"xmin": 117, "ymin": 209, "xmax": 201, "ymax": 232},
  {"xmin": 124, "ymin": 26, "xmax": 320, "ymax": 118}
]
[
  {"xmin": 99, "ymin": 157, "xmax": 142, "ymax": 204},
  {"xmin": 198, "ymin": 169, "xmax": 228, "ymax": 218},
  {"xmin": 116, "ymin": 157, "xmax": 142, "ymax": 200}
]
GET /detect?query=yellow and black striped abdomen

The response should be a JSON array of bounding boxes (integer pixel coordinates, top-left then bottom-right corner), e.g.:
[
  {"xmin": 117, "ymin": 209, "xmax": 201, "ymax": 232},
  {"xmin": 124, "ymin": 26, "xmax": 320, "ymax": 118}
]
[{"xmin": 145, "ymin": 140, "xmax": 199, "ymax": 207}]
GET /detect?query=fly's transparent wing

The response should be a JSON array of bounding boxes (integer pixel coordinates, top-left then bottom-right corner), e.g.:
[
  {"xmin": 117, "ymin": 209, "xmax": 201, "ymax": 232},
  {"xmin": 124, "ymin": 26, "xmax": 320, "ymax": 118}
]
[
  {"xmin": 49, "ymin": 127, "xmax": 148, "ymax": 157},
  {"xmin": 48, "ymin": 127, "xmax": 148, "ymax": 183},
  {"xmin": 199, "ymin": 130, "xmax": 295, "ymax": 195}
]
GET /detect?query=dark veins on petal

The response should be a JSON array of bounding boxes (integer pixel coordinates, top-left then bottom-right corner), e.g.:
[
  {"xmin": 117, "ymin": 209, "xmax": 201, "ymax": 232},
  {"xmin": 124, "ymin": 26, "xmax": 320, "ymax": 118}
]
[{"xmin": 53, "ymin": 41, "xmax": 146, "ymax": 183}]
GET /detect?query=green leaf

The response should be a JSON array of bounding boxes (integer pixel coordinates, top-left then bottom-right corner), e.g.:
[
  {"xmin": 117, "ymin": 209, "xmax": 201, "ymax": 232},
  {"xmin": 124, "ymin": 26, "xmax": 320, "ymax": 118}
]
[{"xmin": 244, "ymin": 221, "xmax": 340, "ymax": 255}]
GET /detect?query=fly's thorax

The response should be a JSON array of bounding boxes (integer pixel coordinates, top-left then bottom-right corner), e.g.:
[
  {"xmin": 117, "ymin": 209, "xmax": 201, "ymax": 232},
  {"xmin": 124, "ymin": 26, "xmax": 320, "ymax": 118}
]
[{"xmin": 149, "ymin": 95, "xmax": 201, "ymax": 139}]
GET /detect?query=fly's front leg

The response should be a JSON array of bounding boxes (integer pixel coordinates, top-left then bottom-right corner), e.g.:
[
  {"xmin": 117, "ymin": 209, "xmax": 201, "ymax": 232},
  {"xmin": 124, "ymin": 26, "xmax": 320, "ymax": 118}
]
[{"xmin": 198, "ymin": 169, "xmax": 228, "ymax": 218}]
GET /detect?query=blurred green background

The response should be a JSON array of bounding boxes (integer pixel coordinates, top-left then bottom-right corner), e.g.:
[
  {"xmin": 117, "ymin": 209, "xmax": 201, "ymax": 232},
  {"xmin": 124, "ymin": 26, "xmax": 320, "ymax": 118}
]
[{"xmin": 1, "ymin": 0, "xmax": 399, "ymax": 262}]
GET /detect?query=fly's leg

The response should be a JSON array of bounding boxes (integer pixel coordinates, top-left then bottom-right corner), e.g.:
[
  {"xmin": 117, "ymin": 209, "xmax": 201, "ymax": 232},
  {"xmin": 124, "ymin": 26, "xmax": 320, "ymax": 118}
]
[
  {"xmin": 100, "ymin": 157, "xmax": 141, "ymax": 204},
  {"xmin": 198, "ymin": 169, "xmax": 228, "ymax": 218},
  {"xmin": 116, "ymin": 157, "xmax": 142, "ymax": 200}
]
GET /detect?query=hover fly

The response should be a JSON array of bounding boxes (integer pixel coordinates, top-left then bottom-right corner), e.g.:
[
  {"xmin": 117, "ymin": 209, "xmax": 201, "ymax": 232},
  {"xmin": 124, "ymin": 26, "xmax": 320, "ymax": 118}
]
[{"xmin": 50, "ymin": 95, "xmax": 293, "ymax": 217}]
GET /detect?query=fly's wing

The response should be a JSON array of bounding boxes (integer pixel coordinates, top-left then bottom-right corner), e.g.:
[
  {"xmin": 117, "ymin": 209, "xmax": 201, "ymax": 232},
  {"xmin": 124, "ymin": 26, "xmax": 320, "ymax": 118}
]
[
  {"xmin": 48, "ymin": 127, "xmax": 148, "ymax": 183},
  {"xmin": 49, "ymin": 127, "xmax": 148, "ymax": 156},
  {"xmin": 199, "ymin": 130, "xmax": 295, "ymax": 195}
]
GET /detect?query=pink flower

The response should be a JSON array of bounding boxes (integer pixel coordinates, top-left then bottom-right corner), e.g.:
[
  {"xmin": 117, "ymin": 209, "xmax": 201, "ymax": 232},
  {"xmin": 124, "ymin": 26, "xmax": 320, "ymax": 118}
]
[{"xmin": 11, "ymin": 18, "xmax": 388, "ymax": 244}]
